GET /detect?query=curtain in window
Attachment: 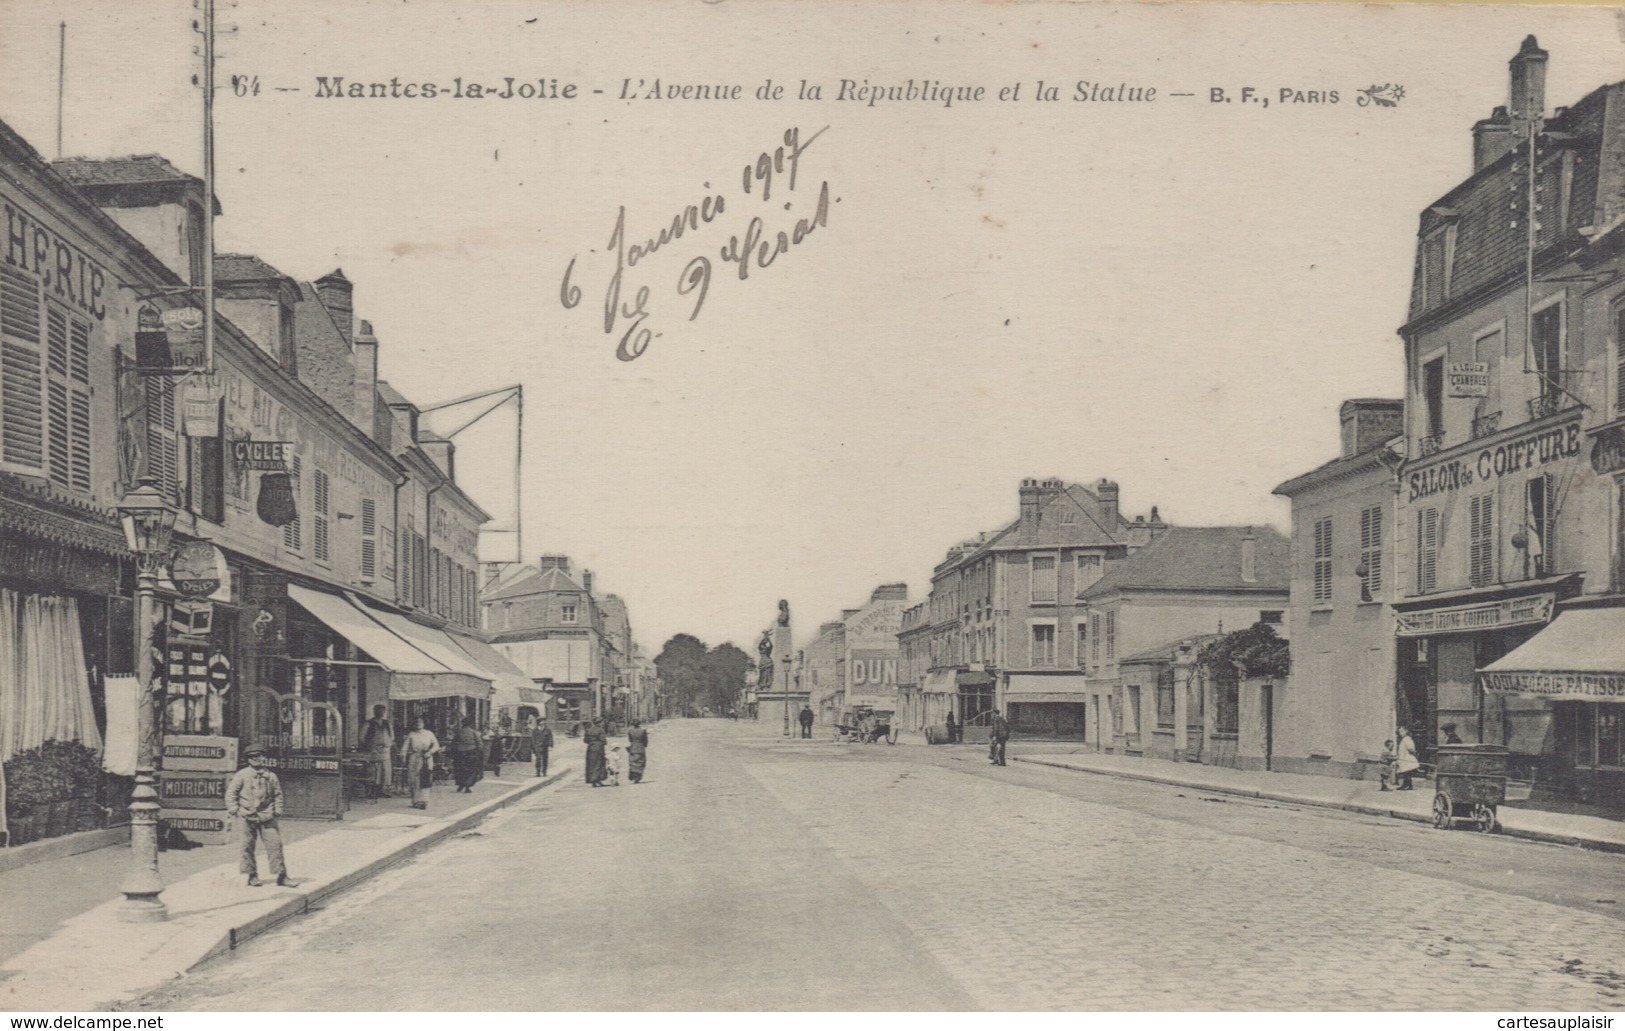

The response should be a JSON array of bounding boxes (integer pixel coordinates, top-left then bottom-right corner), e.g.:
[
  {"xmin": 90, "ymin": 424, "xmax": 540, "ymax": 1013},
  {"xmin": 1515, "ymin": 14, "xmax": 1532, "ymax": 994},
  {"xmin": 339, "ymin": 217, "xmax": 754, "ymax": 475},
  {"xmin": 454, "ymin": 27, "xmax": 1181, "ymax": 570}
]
[{"xmin": 0, "ymin": 589, "xmax": 102, "ymax": 763}]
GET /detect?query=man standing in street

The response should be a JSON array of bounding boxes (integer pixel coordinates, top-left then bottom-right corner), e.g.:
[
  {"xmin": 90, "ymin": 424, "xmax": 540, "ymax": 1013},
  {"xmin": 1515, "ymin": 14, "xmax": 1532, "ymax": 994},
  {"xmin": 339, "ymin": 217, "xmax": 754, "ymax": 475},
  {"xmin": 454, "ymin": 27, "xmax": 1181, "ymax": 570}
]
[
  {"xmin": 944, "ymin": 709, "xmax": 958, "ymax": 744},
  {"xmin": 532, "ymin": 719, "xmax": 554, "ymax": 777},
  {"xmin": 798, "ymin": 705, "xmax": 815, "ymax": 738},
  {"xmin": 989, "ymin": 710, "xmax": 1010, "ymax": 766},
  {"xmin": 360, "ymin": 705, "xmax": 394, "ymax": 797},
  {"xmin": 226, "ymin": 745, "xmax": 296, "ymax": 887}
]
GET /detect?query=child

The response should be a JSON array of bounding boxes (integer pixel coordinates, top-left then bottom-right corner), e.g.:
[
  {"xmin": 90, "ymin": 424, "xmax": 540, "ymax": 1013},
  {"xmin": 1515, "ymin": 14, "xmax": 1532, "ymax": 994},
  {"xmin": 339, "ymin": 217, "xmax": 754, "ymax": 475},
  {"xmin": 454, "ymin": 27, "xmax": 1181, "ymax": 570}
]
[
  {"xmin": 605, "ymin": 744, "xmax": 625, "ymax": 787},
  {"xmin": 1379, "ymin": 739, "xmax": 1396, "ymax": 791}
]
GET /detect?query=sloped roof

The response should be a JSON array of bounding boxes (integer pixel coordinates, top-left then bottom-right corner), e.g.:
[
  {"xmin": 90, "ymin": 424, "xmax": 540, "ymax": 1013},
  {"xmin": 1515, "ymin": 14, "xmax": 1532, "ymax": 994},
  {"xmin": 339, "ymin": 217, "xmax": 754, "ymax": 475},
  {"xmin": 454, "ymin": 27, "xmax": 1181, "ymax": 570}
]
[
  {"xmin": 375, "ymin": 380, "xmax": 412, "ymax": 407},
  {"xmin": 53, "ymin": 154, "xmax": 195, "ymax": 186},
  {"xmin": 1119, "ymin": 633, "xmax": 1218, "ymax": 665},
  {"xmin": 215, "ymin": 253, "xmax": 294, "ymax": 283},
  {"xmin": 1079, "ymin": 526, "xmax": 1289, "ymax": 598},
  {"xmin": 482, "ymin": 564, "xmax": 584, "ymax": 602}
]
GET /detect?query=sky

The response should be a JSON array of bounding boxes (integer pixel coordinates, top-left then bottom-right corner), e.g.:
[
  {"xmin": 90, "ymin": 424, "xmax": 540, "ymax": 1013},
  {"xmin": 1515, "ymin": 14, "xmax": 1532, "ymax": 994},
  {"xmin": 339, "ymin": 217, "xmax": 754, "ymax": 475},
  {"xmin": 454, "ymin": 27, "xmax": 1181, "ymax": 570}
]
[{"xmin": 2, "ymin": 0, "xmax": 1622, "ymax": 654}]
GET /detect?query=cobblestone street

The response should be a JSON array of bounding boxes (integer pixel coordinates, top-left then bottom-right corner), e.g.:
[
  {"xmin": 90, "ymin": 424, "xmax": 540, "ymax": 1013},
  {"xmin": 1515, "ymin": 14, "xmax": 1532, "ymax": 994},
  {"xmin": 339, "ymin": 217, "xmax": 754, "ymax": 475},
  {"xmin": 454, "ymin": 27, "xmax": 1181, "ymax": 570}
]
[{"xmin": 131, "ymin": 721, "xmax": 1625, "ymax": 1011}]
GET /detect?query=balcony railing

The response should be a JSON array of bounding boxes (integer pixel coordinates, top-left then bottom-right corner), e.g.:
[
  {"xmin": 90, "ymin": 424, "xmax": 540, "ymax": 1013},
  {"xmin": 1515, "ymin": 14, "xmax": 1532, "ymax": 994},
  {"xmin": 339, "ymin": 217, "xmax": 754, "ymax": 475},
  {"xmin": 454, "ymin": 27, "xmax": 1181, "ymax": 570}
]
[
  {"xmin": 1470, "ymin": 411, "xmax": 1501, "ymax": 439},
  {"xmin": 1527, "ymin": 394, "xmax": 1563, "ymax": 421},
  {"xmin": 1418, "ymin": 434, "xmax": 1443, "ymax": 457}
]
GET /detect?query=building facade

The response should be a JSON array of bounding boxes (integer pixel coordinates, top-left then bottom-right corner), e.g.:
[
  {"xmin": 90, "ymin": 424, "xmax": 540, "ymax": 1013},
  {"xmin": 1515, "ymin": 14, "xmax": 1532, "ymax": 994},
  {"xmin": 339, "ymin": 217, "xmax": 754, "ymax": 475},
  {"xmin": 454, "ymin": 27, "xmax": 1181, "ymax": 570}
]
[
  {"xmin": 1271, "ymin": 400, "xmax": 1404, "ymax": 781},
  {"xmin": 1391, "ymin": 38, "xmax": 1624, "ymax": 804}
]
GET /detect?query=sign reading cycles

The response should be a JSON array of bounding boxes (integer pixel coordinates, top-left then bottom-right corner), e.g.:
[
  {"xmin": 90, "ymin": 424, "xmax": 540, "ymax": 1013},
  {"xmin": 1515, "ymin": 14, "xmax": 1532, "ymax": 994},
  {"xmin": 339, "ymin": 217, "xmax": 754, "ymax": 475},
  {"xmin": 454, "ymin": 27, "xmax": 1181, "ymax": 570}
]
[{"xmin": 1409, "ymin": 421, "xmax": 1581, "ymax": 502}]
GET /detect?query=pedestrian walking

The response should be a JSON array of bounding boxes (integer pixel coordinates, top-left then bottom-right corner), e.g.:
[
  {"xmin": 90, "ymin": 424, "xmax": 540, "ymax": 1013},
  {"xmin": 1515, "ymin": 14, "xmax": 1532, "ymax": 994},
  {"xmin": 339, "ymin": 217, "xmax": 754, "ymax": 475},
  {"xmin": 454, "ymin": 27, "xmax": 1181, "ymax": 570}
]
[
  {"xmin": 1379, "ymin": 739, "xmax": 1397, "ymax": 791},
  {"xmin": 532, "ymin": 720, "xmax": 555, "ymax": 777},
  {"xmin": 798, "ymin": 705, "xmax": 815, "ymax": 738},
  {"xmin": 944, "ymin": 710, "xmax": 958, "ymax": 744},
  {"xmin": 401, "ymin": 716, "xmax": 442, "ymax": 810},
  {"xmin": 989, "ymin": 710, "xmax": 1010, "ymax": 766},
  {"xmin": 584, "ymin": 717, "xmax": 609, "ymax": 787},
  {"xmin": 360, "ymin": 704, "xmax": 395, "ymax": 797},
  {"xmin": 226, "ymin": 745, "xmax": 297, "ymax": 887},
  {"xmin": 451, "ymin": 717, "xmax": 484, "ymax": 793},
  {"xmin": 626, "ymin": 719, "xmax": 649, "ymax": 784},
  {"xmin": 606, "ymin": 744, "xmax": 625, "ymax": 786},
  {"xmin": 1395, "ymin": 725, "xmax": 1420, "ymax": 790}
]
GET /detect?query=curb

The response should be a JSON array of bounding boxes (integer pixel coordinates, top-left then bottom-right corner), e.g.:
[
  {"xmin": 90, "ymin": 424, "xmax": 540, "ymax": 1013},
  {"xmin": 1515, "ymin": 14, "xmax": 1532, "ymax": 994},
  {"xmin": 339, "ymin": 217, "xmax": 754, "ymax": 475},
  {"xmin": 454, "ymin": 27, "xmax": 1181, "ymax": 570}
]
[
  {"xmin": 1013, "ymin": 757, "xmax": 1625, "ymax": 855},
  {"xmin": 0, "ymin": 826, "xmax": 127, "ymax": 875},
  {"xmin": 200, "ymin": 766, "xmax": 573, "ymax": 968}
]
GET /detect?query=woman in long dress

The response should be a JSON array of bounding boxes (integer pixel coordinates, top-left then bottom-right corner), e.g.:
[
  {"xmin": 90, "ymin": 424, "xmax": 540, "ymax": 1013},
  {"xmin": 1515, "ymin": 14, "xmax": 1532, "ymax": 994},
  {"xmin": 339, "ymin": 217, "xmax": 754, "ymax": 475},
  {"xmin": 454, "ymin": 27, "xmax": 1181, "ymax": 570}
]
[
  {"xmin": 450, "ymin": 717, "xmax": 484, "ymax": 793},
  {"xmin": 626, "ymin": 720, "xmax": 649, "ymax": 784},
  {"xmin": 583, "ymin": 717, "xmax": 608, "ymax": 787},
  {"xmin": 400, "ymin": 717, "xmax": 441, "ymax": 810}
]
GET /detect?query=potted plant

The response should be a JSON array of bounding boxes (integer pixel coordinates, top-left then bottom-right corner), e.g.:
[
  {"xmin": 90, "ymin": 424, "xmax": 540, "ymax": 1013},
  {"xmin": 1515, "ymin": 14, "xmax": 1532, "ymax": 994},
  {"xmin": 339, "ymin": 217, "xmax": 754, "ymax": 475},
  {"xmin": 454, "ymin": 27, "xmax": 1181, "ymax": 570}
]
[{"xmin": 2, "ymin": 740, "xmax": 105, "ymax": 844}]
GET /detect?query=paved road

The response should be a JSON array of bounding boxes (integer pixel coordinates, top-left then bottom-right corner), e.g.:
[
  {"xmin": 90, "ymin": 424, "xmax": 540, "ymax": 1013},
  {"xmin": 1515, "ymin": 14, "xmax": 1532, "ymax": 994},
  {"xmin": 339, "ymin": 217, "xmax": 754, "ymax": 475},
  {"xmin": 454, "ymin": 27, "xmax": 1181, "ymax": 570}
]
[{"xmin": 131, "ymin": 721, "xmax": 1625, "ymax": 1011}]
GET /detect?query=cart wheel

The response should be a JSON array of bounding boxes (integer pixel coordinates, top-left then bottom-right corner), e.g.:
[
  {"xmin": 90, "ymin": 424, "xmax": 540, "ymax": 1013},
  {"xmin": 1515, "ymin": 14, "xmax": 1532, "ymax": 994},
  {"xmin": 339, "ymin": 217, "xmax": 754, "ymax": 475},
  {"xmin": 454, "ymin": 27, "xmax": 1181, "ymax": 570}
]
[
  {"xmin": 1471, "ymin": 804, "xmax": 1497, "ymax": 834},
  {"xmin": 1431, "ymin": 793, "xmax": 1452, "ymax": 830}
]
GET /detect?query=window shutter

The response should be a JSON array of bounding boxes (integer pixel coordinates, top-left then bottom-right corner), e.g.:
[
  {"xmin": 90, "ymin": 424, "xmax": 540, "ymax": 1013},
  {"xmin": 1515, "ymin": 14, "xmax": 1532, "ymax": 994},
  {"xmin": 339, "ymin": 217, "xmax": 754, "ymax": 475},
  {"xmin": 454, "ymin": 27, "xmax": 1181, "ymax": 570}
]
[
  {"xmin": 1469, "ymin": 494, "xmax": 1496, "ymax": 587},
  {"xmin": 1313, "ymin": 517, "xmax": 1334, "ymax": 602},
  {"xmin": 399, "ymin": 527, "xmax": 412, "ymax": 597},
  {"xmin": 1417, "ymin": 508, "xmax": 1439, "ymax": 594},
  {"xmin": 313, "ymin": 469, "xmax": 330, "ymax": 562},
  {"xmin": 283, "ymin": 454, "xmax": 303, "ymax": 551},
  {"xmin": 0, "ymin": 266, "xmax": 45, "ymax": 472},
  {"xmin": 1359, "ymin": 506, "xmax": 1383, "ymax": 597},
  {"xmin": 361, "ymin": 498, "xmax": 377, "ymax": 581},
  {"xmin": 68, "ymin": 318, "xmax": 91, "ymax": 493},
  {"xmin": 145, "ymin": 375, "xmax": 179, "ymax": 502}
]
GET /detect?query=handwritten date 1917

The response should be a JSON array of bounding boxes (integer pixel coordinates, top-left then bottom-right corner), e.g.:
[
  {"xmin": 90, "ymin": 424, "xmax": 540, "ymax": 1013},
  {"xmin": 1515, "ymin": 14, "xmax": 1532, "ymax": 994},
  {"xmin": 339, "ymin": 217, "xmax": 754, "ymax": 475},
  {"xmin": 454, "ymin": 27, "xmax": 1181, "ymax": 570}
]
[{"xmin": 559, "ymin": 127, "xmax": 835, "ymax": 362}]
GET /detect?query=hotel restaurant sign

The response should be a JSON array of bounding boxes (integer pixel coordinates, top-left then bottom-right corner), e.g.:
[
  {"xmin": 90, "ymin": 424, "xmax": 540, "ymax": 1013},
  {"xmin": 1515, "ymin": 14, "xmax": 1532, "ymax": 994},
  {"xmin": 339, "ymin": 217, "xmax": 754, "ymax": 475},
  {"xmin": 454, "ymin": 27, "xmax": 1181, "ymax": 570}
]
[{"xmin": 1395, "ymin": 593, "xmax": 1554, "ymax": 638}]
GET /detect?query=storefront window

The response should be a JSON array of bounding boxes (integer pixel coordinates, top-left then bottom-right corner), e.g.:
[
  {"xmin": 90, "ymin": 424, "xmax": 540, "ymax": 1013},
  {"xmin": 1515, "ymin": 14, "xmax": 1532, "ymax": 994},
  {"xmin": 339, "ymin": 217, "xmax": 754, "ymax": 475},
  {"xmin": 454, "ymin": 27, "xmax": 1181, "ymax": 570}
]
[
  {"xmin": 1573, "ymin": 704, "xmax": 1596, "ymax": 767},
  {"xmin": 1599, "ymin": 708, "xmax": 1621, "ymax": 768}
]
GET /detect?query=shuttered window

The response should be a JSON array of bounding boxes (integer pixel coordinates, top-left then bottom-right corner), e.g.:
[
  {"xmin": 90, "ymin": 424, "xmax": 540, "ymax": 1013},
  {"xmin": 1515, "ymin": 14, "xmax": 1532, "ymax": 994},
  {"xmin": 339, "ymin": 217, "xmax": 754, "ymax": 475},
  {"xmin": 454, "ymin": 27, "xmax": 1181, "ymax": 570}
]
[
  {"xmin": 312, "ymin": 468, "xmax": 330, "ymax": 563},
  {"xmin": 360, "ymin": 498, "xmax": 377, "ymax": 582},
  {"xmin": 42, "ymin": 307, "xmax": 92, "ymax": 493},
  {"xmin": 1359, "ymin": 505, "xmax": 1383, "ymax": 601},
  {"xmin": 145, "ymin": 375, "xmax": 179, "ymax": 503},
  {"xmin": 184, "ymin": 397, "xmax": 224, "ymax": 524},
  {"xmin": 1416, "ymin": 507, "xmax": 1439, "ymax": 594},
  {"xmin": 1469, "ymin": 493, "xmax": 1496, "ymax": 588},
  {"xmin": 1104, "ymin": 610, "xmax": 1117, "ymax": 661},
  {"xmin": 283, "ymin": 454, "xmax": 303, "ymax": 551},
  {"xmin": 1, "ymin": 266, "xmax": 45, "ymax": 474},
  {"xmin": 1312, "ymin": 517, "xmax": 1334, "ymax": 602},
  {"xmin": 1090, "ymin": 613, "xmax": 1101, "ymax": 663},
  {"xmin": 1525, "ymin": 475, "xmax": 1553, "ymax": 577}
]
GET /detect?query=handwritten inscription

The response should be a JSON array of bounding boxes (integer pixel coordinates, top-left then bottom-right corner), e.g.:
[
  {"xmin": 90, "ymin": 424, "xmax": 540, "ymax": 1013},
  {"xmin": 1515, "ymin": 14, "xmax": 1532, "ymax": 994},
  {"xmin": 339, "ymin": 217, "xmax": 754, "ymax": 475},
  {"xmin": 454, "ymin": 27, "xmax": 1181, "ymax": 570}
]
[{"xmin": 560, "ymin": 126, "xmax": 835, "ymax": 362}]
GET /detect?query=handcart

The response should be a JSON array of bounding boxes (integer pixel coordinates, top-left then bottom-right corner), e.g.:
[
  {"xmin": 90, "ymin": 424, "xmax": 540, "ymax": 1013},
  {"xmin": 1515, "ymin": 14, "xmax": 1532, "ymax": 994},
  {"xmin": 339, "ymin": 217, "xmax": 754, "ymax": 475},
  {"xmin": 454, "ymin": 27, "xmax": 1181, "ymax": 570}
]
[{"xmin": 1430, "ymin": 744, "xmax": 1532, "ymax": 833}]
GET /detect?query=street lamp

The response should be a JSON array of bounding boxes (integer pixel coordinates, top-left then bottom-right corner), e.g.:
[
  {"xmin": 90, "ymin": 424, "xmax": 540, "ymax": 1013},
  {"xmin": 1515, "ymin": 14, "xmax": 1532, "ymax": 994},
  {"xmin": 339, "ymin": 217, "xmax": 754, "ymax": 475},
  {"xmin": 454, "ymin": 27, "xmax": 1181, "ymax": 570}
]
[{"xmin": 117, "ymin": 475, "xmax": 177, "ymax": 923}]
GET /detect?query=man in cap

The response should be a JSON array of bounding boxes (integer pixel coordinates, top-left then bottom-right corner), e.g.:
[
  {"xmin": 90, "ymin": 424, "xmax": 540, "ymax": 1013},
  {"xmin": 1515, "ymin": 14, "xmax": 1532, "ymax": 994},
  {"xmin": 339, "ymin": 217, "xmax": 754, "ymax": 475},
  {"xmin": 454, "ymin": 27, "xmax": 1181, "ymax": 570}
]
[{"xmin": 226, "ymin": 745, "xmax": 297, "ymax": 887}]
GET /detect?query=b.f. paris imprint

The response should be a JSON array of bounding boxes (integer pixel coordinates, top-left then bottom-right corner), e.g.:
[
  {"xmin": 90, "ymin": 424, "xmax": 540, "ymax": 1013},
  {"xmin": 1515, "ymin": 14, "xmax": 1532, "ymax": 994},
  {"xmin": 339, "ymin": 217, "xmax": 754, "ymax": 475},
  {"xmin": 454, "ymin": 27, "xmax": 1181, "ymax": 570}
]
[{"xmin": 559, "ymin": 126, "xmax": 835, "ymax": 361}]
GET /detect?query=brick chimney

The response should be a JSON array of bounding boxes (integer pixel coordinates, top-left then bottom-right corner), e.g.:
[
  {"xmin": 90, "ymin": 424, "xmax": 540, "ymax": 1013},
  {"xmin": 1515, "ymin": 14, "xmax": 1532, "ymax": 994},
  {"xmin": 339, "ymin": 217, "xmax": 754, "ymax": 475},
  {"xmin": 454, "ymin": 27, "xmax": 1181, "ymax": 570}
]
[
  {"xmin": 352, "ymin": 319, "xmax": 378, "ymax": 433},
  {"xmin": 1096, "ymin": 479, "xmax": 1120, "ymax": 528},
  {"xmin": 1241, "ymin": 528, "xmax": 1258, "ymax": 584},
  {"xmin": 1472, "ymin": 106, "xmax": 1513, "ymax": 171},
  {"xmin": 539, "ymin": 554, "xmax": 572, "ymax": 575},
  {"xmin": 1018, "ymin": 478, "xmax": 1043, "ymax": 524},
  {"xmin": 314, "ymin": 269, "xmax": 354, "ymax": 347},
  {"xmin": 582, "ymin": 570, "xmax": 594, "ymax": 596}
]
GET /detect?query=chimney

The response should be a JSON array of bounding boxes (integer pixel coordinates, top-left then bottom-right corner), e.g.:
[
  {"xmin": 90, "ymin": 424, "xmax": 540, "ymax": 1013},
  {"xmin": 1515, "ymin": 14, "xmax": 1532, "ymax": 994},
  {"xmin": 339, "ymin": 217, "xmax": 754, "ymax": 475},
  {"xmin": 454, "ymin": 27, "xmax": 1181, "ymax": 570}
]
[
  {"xmin": 1508, "ymin": 35, "xmax": 1548, "ymax": 138},
  {"xmin": 1096, "ymin": 479, "xmax": 1120, "ymax": 528},
  {"xmin": 353, "ymin": 319, "xmax": 378, "ymax": 433},
  {"xmin": 1241, "ymin": 528, "xmax": 1258, "ymax": 584},
  {"xmin": 1472, "ymin": 106, "xmax": 1513, "ymax": 172},
  {"xmin": 539, "ymin": 554, "xmax": 572, "ymax": 574},
  {"xmin": 583, "ymin": 570, "xmax": 594, "ymax": 596},
  {"xmin": 871, "ymin": 582, "xmax": 908, "ymax": 602},
  {"xmin": 314, "ymin": 269, "xmax": 354, "ymax": 347},
  {"xmin": 1018, "ymin": 478, "xmax": 1043, "ymax": 524}
]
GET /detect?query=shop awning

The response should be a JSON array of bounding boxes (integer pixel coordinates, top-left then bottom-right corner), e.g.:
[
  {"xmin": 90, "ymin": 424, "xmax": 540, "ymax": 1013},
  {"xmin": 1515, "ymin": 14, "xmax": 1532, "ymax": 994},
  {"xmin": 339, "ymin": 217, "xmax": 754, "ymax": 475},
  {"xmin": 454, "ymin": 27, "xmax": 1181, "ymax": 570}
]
[
  {"xmin": 287, "ymin": 584, "xmax": 449, "ymax": 674},
  {"xmin": 1480, "ymin": 609, "xmax": 1625, "ymax": 702},
  {"xmin": 1006, "ymin": 673, "xmax": 1089, "ymax": 703},
  {"xmin": 356, "ymin": 603, "xmax": 491, "ymax": 681},
  {"xmin": 445, "ymin": 631, "xmax": 535, "ymax": 710},
  {"xmin": 922, "ymin": 670, "xmax": 958, "ymax": 696}
]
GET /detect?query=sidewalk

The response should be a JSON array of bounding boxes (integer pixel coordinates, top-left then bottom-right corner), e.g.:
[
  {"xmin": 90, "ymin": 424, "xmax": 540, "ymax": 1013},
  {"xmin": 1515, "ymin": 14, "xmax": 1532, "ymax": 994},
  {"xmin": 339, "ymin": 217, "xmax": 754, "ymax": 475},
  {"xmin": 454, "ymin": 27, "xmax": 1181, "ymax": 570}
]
[
  {"xmin": 1009, "ymin": 746, "xmax": 1625, "ymax": 854},
  {"xmin": 0, "ymin": 762, "xmax": 572, "ymax": 1012}
]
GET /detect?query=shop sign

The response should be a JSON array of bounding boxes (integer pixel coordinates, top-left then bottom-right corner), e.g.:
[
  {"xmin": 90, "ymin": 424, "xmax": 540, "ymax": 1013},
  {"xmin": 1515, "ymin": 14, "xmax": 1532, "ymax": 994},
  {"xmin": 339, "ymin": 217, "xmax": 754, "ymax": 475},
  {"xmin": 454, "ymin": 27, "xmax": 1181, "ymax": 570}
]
[
  {"xmin": 168, "ymin": 599, "xmax": 214, "ymax": 637},
  {"xmin": 233, "ymin": 440, "xmax": 292, "ymax": 471},
  {"xmin": 1481, "ymin": 670, "xmax": 1625, "ymax": 700},
  {"xmin": 849, "ymin": 650, "xmax": 899, "ymax": 687},
  {"xmin": 1447, "ymin": 362, "xmax": 1490, "ymax": 398},
  {"xmin": 257, "ymin": 471, "xmax": 297, "ymax": 526},
  {"xmin": 1591, "ymin": 425, "xmax": 1625, "ymax": 477},
  {"xmin": 162, "ymin": 734, "xmax": 239, "ymax": 773},
  {"xmin": 260, "ymin": 754, "xmax": 342, "ymax": 773},
  {"xmin": 156, "ymin": 770, "xmax": 230, "ymax": 809},
  {"xmin": 183, "ymin": 387, "xmax": 221, "ymax": 438},
  {"xmin": 170, "ymin": 540, "xmax": 225, "ymax": 598},
  {"xmin": 133, "ymin": 307, "xmax": 207, "ymax": 372},
  {"xmin": 157, "ymin": 809, "xmax": 232, "ymax": 845},
  {"xmin": 2, "ymin": 194, "xmax": 109, "ymax": 320},
  {"xmin": 1408, "ymin": 420, "xmax": 1582, "ymax": 501},
  {"xmin": 1395, "ymin": 593, "xmax": 1554, "ymax": 637}
]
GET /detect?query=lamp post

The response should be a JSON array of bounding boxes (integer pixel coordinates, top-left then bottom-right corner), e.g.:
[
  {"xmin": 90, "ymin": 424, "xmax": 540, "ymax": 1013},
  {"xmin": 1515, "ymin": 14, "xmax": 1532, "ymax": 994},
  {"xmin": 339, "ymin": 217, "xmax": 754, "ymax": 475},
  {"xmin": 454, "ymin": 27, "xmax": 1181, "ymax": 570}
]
[{"xmin": 117, "ymin": 475, "xmax": 177, "ymax": 923}]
